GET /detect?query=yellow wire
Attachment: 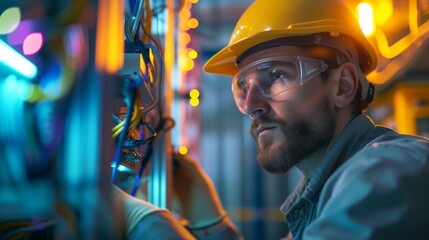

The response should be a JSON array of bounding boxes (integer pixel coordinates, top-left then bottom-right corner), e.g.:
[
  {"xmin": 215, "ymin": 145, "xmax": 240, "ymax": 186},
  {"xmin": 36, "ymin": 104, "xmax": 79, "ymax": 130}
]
[
  {"xmin": 112, "ymin": 0, "xmax": 161, "ymax": 138},
  {"xmin": 112, "ymin": 89, "xmax": 140, "ymax": 132},
  {"xmin": 112, "ymin": 89, "xmax": 144, "ymax": 138},
  {"xmin": 112, "ymin": 102, "xmax": 137, "ymax": 132},
  {"xmin": 112, "ymin": 90, "xmax": 141, "ymax": 133}
]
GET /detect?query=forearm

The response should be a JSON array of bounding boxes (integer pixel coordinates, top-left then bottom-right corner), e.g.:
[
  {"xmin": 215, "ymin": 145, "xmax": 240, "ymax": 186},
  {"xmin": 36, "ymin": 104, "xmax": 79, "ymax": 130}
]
[{"xmin": 128, "ymin": 211, "xmax": 196, "ymax": 240}]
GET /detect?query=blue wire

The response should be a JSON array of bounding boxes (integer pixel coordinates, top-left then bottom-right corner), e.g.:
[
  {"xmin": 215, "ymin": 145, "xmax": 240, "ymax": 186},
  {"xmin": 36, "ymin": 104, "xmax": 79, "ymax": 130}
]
[
  {"xmin": 127, "ymin": 44, "xmax": 163, "ymax": 195},
  {"xmin": 129, "ymin": 125, "xmax": 148, "ymax": 196},
  {"xmin": 129, "ymin": 0, "xmax": 137, "ymax": 18},
  {"xmin": 111, "ymin": 87, "xmax": 136, "ymax": 183},
  {"xmin": 130, "ymin": 144, "xmax": 153, "ymax": 196},
  {"xmin": 128, "ymin": 72, "xmax": 148, "ymax": 88},
  {"xmin": 144, "ymin": 44, "xmax": 163, "ymax": 76},
  {"xmin": 148, "ymin": 44, "xmax": 164, "ymax": 95},
  {"xmin": 112, "ymin": 114, "xmax": 122, "ymax": 124}
]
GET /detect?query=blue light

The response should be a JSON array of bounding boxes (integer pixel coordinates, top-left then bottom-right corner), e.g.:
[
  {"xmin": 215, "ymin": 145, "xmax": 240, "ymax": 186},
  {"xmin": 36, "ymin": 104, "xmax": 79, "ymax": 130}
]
[
  {"xmin": 0, "ymin": 39, "xmax": 37, "ymax": 79},
  {"xmin": 4, "ymin": 74, "xmax": 34, "ymax": 100}
]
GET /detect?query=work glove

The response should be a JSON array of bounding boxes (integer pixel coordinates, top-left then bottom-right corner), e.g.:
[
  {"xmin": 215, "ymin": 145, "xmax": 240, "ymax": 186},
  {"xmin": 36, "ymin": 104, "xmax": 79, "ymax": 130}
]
[
  {"xmin": 113, "ymin": 184, "xmax": 164, "ymax": 234},
  {"xmin": 172, "ymin": 153, "xmax": 226, "ymax": 228},
  {"xmin": 114, "ymin": 185, "xmax": 198, "ymax": 239}
]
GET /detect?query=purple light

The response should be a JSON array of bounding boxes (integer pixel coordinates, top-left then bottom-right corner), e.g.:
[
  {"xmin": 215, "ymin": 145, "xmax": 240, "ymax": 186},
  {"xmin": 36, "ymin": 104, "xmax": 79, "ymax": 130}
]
[{"xmin": 7, "ymin": 20, "xmax": 34, "ymax": 46}]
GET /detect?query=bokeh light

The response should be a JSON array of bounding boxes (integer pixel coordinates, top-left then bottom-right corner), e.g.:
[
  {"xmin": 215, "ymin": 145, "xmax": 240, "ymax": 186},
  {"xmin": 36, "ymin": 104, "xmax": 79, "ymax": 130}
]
[
  {"xmin": 375, "ymin": 0, "xmax": 393, "ymax": 26},
  {"xmin": 181, "ymin": 58, "xmax": 194, "ymax": 71},
  {"xmin": 189, "ymin": 89, "xmax": 199, "ymax": 98},
  {"xmin": 183, "ymin": 0, "xmax": 192, "ymax": 10},
  {"xmin": 188, "ymin": 49, "xmax": 198, "ymax": 59},
  {"xmin": 189, "ymin": 98, "xmax": 199, "ymax": 107},
  {"xmin": 179, "ymin": 9, "xmax": 191, "ymax": 20},
  {"xmin": 5, "ymin": 74, "xmax": 34, "ymax": 100},
  {"xmin": 0, "ymin": 7, "xmax": 21, "ymax": 34},
  {"xmin": 179, "ymin": 146, "xmax": 188, "ymax": 155},
  {"xmin": 0, "ymin": 39, "xmax": 38, "ymax": 78},
  {"xmin": 23, "ymin": 32, "xmax": 43, "ymax": 55},
  {"xmin": 357, "ymin": 2, "xmax": 375, "ymax": 37},
  {"xmin": 179, "ymin": 32, "xmax": 191, "ymax": 45},
  {"xmin": 187, "ymin": 18, "xmax": 199, "ymax": 29},
  {"xmin": 179, "ymin": 20, "xmax": 190, "ymax": 31}
]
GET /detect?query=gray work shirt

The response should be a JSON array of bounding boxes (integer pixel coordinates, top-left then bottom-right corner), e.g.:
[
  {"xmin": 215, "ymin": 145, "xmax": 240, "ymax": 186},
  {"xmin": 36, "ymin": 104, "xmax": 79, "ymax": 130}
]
[{"xmin": 280, "ymin": 114, "xmax": 429, "ymax": 240}]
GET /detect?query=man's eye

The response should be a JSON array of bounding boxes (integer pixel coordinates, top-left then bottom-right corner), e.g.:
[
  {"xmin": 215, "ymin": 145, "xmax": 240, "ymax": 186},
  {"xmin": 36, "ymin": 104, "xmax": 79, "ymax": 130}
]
[
  {"xmin": 272, "ymin": 71, "xmax": 283, "ymax": 79},
  {"xmin": 237, "ymin": 77, "xmax": 251, "ymax": 94},
  {"xmin": 271, "ymin": 69, "xmax": 287, "ymax": 81},
  {"xmin": 237, "ymin": 77, "xmax": 246, "ymax": 88}
]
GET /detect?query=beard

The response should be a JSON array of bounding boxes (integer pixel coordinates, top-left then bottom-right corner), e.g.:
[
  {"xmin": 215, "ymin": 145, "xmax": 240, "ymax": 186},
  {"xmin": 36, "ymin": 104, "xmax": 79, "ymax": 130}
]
[{"xmin": 250, "ymin": 97, "xmax": 335, "ymax": 173}]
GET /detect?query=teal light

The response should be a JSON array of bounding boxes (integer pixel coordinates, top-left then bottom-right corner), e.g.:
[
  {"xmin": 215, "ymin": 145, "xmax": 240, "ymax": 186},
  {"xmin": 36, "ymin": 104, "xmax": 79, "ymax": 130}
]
[{"xmin": 0, "ymin": 39, "xmax": 37, "ymax": 79}]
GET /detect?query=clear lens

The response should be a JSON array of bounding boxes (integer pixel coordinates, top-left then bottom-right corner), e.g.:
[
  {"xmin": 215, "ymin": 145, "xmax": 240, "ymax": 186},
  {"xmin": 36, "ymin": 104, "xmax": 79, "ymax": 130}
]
[{"xmin": 232, "ymin": 56, "xmax": 328, "ymax": 114}]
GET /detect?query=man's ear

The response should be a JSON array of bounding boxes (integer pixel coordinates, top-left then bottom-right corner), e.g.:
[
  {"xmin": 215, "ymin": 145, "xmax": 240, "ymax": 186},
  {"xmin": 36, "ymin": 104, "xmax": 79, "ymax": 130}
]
[{"xmin": 332, "ymin": 62, "xmax": 359, "ymax": 109}]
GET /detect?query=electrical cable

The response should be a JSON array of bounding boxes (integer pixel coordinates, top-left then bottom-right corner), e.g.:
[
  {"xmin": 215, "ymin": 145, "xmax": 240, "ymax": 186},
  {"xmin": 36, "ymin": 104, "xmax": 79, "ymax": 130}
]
[
  {"xmin": 129, "ymin": 142, "xmax": 152, "ymax": 196},
  {"xmin": 112, "ymin": 88, "xmax": 145, "ymax": 138},
  {"xmin": 112, "ymin": 89, "xmax": 140, "ymax": 137},
  {"xmin": 112, "ymin": 114, "xmax": 140, "ymax": 138},
  {"xmin": 139, "ymin": 44, "xmax": 163, "ymax": 115},
  {"xmin": 131, "ymin": 0, "xmax": 145, "ymax": 37},
  {"xmin": 129, "ymin": 116, "xmax": 164, "ymax": 196},
  {"xmin": 111, "ymin": 88, "xmax": 136, "ymax": 183},
  {"xmin": 140, "ymin": 18, "xmax": 163, "ymax": 53},
  {"xmin": 137, "ymin": 4, "xmax": 165, "ymax": 114},
  {"xmin": 119, "ymin": 0, "xmax": 176, "ymax": 198},
  {"xmin": 128, "ymin": 114, "xmax": 175, "ymax": 196}
]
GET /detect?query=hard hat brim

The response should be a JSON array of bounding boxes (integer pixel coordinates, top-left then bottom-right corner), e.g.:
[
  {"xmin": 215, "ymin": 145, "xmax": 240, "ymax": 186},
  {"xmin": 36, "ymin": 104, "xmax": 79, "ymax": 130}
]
[{"xmin": 204, "ymin": 28, "xmax": 377, "ymax": 77}]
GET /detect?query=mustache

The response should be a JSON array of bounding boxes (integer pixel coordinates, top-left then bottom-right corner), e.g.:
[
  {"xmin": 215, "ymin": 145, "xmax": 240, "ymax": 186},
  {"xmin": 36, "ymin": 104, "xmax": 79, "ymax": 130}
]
[{"xmin": 250, "ymin": 116, "xmax": 286, "ymax": 137}]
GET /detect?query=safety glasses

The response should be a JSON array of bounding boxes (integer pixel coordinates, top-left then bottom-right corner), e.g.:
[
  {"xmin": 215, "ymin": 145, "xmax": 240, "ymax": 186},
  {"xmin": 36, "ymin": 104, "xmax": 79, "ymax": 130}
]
[{"xmin": 232, "ymin": 56, "xmax": 328, "ymax": 114}]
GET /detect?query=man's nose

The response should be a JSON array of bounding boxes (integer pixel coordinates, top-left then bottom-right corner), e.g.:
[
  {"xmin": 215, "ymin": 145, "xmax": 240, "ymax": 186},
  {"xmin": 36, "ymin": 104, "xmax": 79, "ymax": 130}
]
[{"xmin": 244, "ymin": 82, "xmax": 269, "ymax": 117}]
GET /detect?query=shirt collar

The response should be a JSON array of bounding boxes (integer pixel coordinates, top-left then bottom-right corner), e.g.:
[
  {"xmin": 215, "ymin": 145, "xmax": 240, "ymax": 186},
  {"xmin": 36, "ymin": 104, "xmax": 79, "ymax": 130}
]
[{"xmin": 280, "ymin": 114, "xmax": 377, "ymax": 214}]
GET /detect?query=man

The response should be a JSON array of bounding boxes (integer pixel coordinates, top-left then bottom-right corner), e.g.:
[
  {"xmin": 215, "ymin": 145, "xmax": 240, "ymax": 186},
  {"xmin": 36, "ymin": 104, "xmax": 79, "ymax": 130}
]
[
  {"xmin": 202, "ymin": 0, "xmax": 429, "ymax": 239},
  {"xmin": 121, "ymin": 0, "xmax": 429, "ymax": 239}
]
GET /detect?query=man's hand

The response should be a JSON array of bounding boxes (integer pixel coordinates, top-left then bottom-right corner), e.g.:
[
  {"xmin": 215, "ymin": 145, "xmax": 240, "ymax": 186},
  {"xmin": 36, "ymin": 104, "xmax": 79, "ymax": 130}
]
[{"xmin": 172, "ymin": 153, "xmax": 226, "ymax": 228}]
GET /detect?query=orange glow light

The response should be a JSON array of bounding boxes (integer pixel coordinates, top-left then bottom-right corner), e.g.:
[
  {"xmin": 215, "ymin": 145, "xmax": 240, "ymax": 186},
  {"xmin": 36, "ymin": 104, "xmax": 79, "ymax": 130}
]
[
  {"xmin": 183, "ymin": 0, "xmax": 192, "ymax": 10},
  {"xmin": 187, "ymin": 18, "xmax": 199, "ymax": 29},
  {"xmin": 95, "ymin": 0, "xmax": 124, "ymax": 73},
  {"xmin": 179, "ymin": 32, "xmax": 191, "ymax": 45},
  {"xmin": 179, "ymin": 9, "xmax": 191, "ymax": 20},
  {"xmin": 362, "ymin": 0, "xmax": 429, "ymax": 85},
  {"xmin": 375, "ymin": 0, "xmax": 393, "ymax": 26},
  {"xmin": 181, "ymin": 58, "xmax": 194, "ymax": 71},
  {"xmin": 357, "ymin": 2, "xmax": 374, "ymax": 37},
  {"xmin": 179, "ymin": 20, "xmax": 190, "ymax": 31}
]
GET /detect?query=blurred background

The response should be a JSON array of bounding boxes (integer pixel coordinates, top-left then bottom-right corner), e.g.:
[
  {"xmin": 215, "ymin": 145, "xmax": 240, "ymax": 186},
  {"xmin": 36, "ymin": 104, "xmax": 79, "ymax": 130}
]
[{"xmin": 1, "ymin": 0, "xmax": 429, "ymax": 239}]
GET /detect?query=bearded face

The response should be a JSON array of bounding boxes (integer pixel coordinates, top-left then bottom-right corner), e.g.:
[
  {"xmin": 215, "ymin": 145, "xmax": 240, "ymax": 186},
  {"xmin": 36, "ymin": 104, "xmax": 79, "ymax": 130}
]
[{"xmin": 250, "ymin": 97, "xmax": 335, "ymax": 173}]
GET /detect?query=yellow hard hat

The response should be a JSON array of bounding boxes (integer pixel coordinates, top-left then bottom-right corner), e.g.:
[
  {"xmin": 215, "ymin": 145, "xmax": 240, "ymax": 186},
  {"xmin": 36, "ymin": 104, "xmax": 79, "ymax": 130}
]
[{"xmin": 204, "ymin": 0, "xmax": 377, "ymax": 77}]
